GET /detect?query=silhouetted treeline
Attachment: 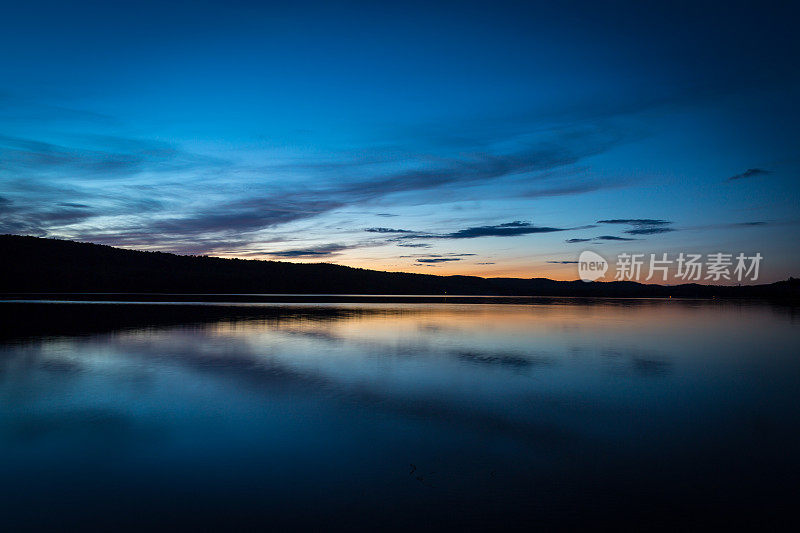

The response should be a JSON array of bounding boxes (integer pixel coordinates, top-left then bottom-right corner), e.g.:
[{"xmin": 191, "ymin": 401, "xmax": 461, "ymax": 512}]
[{"xmin": 1, "ymin": 235, "xmax": 798, "ymax": 298}]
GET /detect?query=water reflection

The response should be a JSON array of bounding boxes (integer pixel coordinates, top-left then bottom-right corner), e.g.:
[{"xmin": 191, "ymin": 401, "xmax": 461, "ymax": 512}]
[{"xmin": 0, "ymin": 300, "xmax": 799, "ymax": 529}]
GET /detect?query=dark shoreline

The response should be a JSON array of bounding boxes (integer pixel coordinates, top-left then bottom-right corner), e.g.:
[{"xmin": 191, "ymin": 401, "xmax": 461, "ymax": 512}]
[{"xmin": 2, "ymin": 235, "xmax": 799, "ymax": 299}]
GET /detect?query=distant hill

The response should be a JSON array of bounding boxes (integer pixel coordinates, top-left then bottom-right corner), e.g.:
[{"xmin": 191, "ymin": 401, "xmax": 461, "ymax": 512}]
[{"xmin": 1, "ymin": 234, "xmax": 798, "ymax": 298}]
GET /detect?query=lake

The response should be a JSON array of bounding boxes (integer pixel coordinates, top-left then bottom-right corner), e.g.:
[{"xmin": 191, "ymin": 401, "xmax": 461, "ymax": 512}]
[{"xmin": 1, "ymin": 299, "xmax": 798, "ymax": 530}]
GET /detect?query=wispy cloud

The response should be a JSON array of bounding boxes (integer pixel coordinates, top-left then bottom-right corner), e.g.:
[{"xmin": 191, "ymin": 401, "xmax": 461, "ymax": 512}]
[
  {"xmin": 0, "ymin": 195, "xmax": 96, "ymax": 236},
  {"xmin": 375, "ymin": 221, "xmax": 574, "ymax": 242},
  {"xmin": 597, "ymin": 218, "xmax": 675, "ymax": 236},
  {"xmin": 396, "ymin": 242, "xmax": 431, "ymax": 248},
  {"xmin": 682, "ymin": 220, "xmax": 776, "ymax": 232},
  {"xmin": 521, "ymin": 180, "xmax": 612, "ymax": 199},
  {"xmin": 1, "ymin": 97, "xmax": 643, "ymax": 255},
  {"xmin": 597, "ymin": 219, "xmax": 670, "ymax": 226},
  {"xmin": 565, "ymin": 235, "xmax": 637, "ymax": 243},
  {"xmin": 436, "ymin": 221, "xmax": 567, "ymax": 239},
  {"xmin": 625, "ymin": 227, "xmax": 675, "ymax": 235},
  {"xmin": 364, "ymin": 227, "xmax": 415, "ymax": 233},
  {"xmin": 48, "ymin": 124, "xmax": 629, "ymax": 249},
  {"xmin": 416, "ymin": 257, "xmax": 463, "ymax": 263},
  {"xmin": 727, "ymin": 168, "xmax": 771, "ymax": 181},
  {"xmin": 0, "ymin": 134, "xmax": 223, "ymax": 179},
  {"xmin": 149, "ymin": 196, "xmax": 343, "ymax": 236},
  {"xmin": 595, "ymin": 235, "xmax": 637, "ymax": 241},
  {"xmin": 0, "ymin": 92, "xmax": 117, "ymax": 125},
  {"xmin": 266, "ymin": 243, "xmax": 350, "ymax": 258}
]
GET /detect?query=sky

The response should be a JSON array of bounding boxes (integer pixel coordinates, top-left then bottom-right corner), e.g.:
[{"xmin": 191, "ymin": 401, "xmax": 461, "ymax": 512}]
[{"xmin": 1, "ymin": 0, "xmax": 798, "ymax": 282}]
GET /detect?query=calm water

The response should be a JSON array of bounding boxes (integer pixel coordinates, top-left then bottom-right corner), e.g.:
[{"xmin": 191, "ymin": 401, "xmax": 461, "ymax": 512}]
[{"xmin": 1, "ymin": 300, "xmax": 798, "ymax": 530}]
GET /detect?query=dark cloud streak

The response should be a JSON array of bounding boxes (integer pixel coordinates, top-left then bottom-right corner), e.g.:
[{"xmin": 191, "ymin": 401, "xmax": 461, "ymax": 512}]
[
  {"xmin": 364, "ymin": 227, "xmax": 415, "ymax": 233},
  {"xmin": 597, "ymin": 218, "xmax": 676, "ymax": 237},
  {"xmin": 416, "ymin": 257, "xmax": 462, "ymax": 263},
  {"xmin": 597, "ymin": 219, "xmax": 670, "ymax": 226},
  {"xmin": 436, "ymin": 221, "xmax": 567, "ymax": 239},
  {"xmin": 595, "ymin": 235, "xmax": 637, "ymax": 241},
  {"xmin": 727, "ymin": 168, "xmax": 771, "ymax": 181},
  {"xmin": 624, "ymin": 227, "xmax": 675, "ymax": 235}
]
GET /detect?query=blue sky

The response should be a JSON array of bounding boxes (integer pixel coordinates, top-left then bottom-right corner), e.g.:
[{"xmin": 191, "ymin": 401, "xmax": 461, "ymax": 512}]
[{"xmin": 1, "ymin": 0, "xmax": 798, "ymax": 281}]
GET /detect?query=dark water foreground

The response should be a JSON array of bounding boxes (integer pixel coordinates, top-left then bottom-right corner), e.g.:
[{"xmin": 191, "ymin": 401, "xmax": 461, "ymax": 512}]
[{"xmin": 1, "ymin": 299, "xmax": 798, "ymax": 531}]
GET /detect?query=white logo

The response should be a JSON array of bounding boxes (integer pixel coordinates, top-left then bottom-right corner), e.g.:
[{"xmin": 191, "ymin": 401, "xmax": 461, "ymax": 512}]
[{"xmin": 578, "ymin": 250, "xmax": 608, "ymax": 282}]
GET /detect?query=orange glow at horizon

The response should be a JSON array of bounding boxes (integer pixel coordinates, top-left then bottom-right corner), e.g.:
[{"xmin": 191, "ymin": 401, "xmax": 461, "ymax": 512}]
[{"xmin": 212, "ymin": 252, "xmax": 582, "ymax": 281}]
